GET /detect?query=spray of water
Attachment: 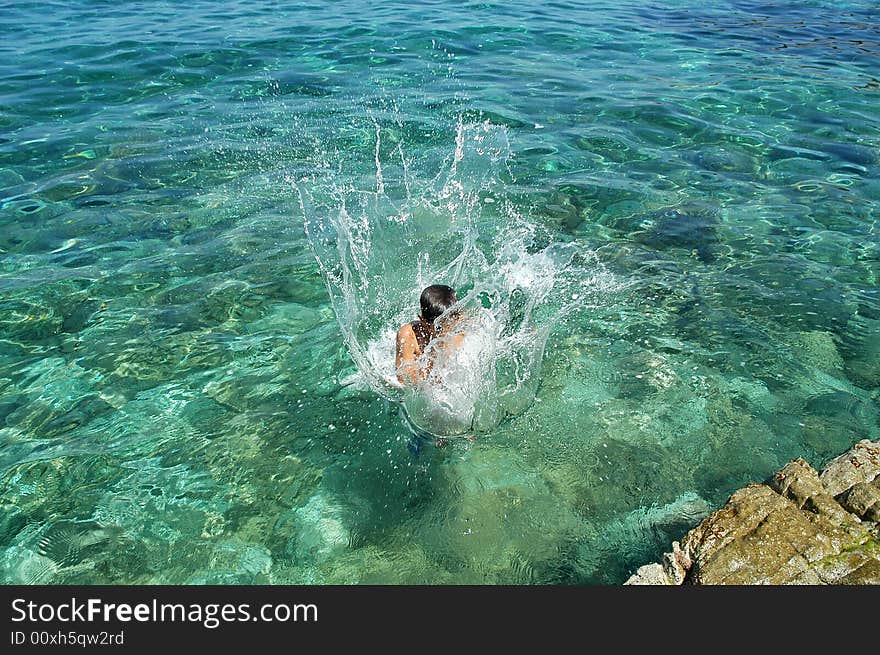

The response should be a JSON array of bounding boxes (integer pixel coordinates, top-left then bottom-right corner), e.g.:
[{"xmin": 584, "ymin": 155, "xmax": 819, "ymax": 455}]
[{"xmin": 297, "ymin": 120, "xmax": 617, "ymax": 437}]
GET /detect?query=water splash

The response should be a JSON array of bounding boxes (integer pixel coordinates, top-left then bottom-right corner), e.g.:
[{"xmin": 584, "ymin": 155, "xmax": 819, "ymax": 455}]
[{"xmin": 298, "ymin": 120, "xmax": 618, "ymax": 437}]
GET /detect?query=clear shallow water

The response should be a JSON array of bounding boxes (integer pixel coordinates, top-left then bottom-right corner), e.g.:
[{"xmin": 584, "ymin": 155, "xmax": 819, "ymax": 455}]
[{"xmin": 1, "ymin": 0, "xmax": 878, "ymax": 584}]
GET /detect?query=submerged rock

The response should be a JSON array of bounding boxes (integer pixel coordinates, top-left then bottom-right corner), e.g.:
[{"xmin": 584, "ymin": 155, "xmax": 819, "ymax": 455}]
[
  {"xmin": 817, "ymin": 140, "xmax": 878, "ymax": 168},
  {"xmin": 626, "ymin": 439, "xmax": 880, "ymax": 585},
  {"xmin": 628, "ymin": 204, "xmax": 720, "ymax": 263},
  {"xmin": 787, "ymin": 331, "xmax": 845, "ymax": 377},
  {"xmin": 576, "ymin": 491, "xmax": 711, "ymax": 583},
  {"xmin": 37, "ymin": 520, "xmax": 125, "ymax": 568},
  {"xmin": 840, "ymin": 317, "xmax": 880, "ymax": 390},
  {"xmin": 1, "ymin": 544, "xmax": 61, "ymax": 585},
  {"xmin": 423, "ymin": 445, "xmax": 587, "ymax": 584},
  {"xmin": 288, "ymin": 492, "xmax": 350, "ymax": 565},
  {"xmin": 187, "ymin": 540, "xmax": 273, "ymax": 584},
  {"xmin": 801, "ymin": 390, "xmax": 875, "ymax": 459},
  {"xmin": 0, "ymin": 504, "xmax": 26, "ymax": 550},
  {"xmin": 689, "ymin": 145, "xmax": 758, "ymax": 176}
]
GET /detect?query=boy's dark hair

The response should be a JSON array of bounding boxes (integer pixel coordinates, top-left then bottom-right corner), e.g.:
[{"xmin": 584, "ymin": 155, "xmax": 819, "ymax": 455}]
[{"xmin": 419, "ymin": 284, "xmax": 458, "ymax": 325}]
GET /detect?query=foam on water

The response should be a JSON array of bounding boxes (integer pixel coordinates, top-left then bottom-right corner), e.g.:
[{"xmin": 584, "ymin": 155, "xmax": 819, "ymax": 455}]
[{"xmin": 299, "ymin": 120, "xmax": 620, "ymax": 436}]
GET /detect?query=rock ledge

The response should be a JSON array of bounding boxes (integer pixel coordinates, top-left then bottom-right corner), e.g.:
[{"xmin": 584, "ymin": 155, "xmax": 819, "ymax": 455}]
[{"xmin": 625, "ymin": 439, "xmax": 880, "ymax": 585}]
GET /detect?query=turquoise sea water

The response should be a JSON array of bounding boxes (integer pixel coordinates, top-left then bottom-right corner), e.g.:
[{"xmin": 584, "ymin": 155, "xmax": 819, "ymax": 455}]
[{"xmin": 1, "ymin": 0, "xmax": 878, "ymax": 584}]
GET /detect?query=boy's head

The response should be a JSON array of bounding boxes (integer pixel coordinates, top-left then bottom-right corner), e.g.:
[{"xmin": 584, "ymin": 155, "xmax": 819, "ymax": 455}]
[{"xmin": 419, "ymin": 284, "xmax": 458, "ymax": 324}]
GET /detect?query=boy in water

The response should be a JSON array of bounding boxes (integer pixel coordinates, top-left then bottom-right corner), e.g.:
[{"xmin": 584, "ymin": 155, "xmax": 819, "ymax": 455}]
[
  {"xmin": 396, "ymin": 284, "xmax": 472, "ymax": 451},
  {"xmin": 395, "ymin": 284, "xmax": 465, "ymax": 386}
]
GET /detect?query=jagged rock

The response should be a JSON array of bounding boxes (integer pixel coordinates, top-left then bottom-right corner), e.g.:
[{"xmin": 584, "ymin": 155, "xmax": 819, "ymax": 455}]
[
  {"xmin": 768, "ymin": 458, "xmax": 851, "ymax": 525},
  {"xmin": 662, "ymin": 541, "xmax": 691, "ymax": 584},
  {"xmin": 682, "ymin": 483, "xmax": 869, "ymax": 584},
  {"xmin": 819, "ymin": 439, "xmax": 880, "ymax": 497},
  {"xmin": 811, "ymin": 542, "xmax": 880, "ymax": 584},
  {"xmin": 624, "ymin": 563, "xmax": 672, "ymax": 585},
  {"xmin": 839, "ymin": 479, "xmax": 880, "ymax": 521},
  {"xmin": 625, "ymin": 439, "xmax": 880, "ymax": 585}
]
